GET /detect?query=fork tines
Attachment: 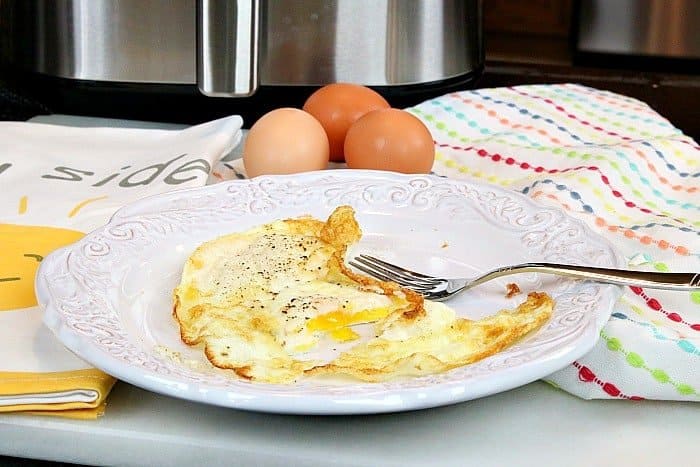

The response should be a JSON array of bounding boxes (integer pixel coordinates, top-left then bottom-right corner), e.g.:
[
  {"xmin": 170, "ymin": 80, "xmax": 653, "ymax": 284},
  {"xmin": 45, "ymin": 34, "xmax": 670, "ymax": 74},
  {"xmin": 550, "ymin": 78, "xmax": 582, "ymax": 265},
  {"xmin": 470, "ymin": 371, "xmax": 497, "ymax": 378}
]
[{"xmin": 349, "ymin": 255, "xmax": 440, "ymax": 292}]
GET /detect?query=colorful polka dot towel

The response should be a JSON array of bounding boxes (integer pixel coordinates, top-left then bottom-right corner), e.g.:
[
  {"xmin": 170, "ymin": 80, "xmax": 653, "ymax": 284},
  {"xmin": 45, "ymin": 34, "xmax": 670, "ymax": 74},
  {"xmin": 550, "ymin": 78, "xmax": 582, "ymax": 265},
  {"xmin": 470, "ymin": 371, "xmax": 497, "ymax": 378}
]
[{"xmin": 407, "ymin": 83, "xmax": 699, "ymax": 401}]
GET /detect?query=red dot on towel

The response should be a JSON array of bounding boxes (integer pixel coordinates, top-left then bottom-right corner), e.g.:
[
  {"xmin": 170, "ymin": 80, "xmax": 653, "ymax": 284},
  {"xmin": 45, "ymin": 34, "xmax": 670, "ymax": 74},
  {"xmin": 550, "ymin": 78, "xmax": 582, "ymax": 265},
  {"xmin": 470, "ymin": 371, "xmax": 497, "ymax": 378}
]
[
  {"xmin": 667, "ymin": 313, "xmax": 682, "ymax": 322},
  {"xmin": 690, "ymin": 324, "xmax": 700, "ymax": 331},
  {"xmin": 578, "ymin": 366, "xmax": 595, "ymax": 382},
  {"xmin": 603, "ymin": 383, "xmax": 621, "ymax": 397},
  {"xmin": 646, "ymin": 298, "xmax": 662, "ymax": 310}
]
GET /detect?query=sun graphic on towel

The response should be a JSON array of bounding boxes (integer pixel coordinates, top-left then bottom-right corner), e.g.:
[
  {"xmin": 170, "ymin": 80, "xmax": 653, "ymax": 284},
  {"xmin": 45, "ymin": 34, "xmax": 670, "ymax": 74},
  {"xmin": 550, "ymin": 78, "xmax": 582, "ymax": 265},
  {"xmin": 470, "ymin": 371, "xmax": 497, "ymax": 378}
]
[
  {"xmin": 0, "ymin": 224, "xmax": 84, "ymax": 311},
  {"xmin": 0, "ymin": 195, "xmax": 106, "ymax": 311}
]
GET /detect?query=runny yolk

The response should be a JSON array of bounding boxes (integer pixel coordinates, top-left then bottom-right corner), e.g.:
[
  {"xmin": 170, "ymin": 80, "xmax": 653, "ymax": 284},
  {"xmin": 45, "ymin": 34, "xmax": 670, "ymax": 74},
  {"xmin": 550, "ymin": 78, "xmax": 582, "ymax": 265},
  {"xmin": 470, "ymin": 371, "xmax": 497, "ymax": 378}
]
[
  {"xmin": 329, "ymin": 327, "xmax": 359, "ymax": 342},
  {"xmin": 306, "ymin": 307, "xmax": 393, "ymax": 342}
]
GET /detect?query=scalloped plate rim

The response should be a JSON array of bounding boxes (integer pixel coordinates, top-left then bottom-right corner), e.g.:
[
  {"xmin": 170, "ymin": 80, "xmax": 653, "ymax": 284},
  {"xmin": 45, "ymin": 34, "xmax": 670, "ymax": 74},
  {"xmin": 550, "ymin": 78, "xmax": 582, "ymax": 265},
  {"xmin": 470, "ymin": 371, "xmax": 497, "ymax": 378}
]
[{"xmin": 36, "ymin": 170, "xmax": 625, "ymax": 415}]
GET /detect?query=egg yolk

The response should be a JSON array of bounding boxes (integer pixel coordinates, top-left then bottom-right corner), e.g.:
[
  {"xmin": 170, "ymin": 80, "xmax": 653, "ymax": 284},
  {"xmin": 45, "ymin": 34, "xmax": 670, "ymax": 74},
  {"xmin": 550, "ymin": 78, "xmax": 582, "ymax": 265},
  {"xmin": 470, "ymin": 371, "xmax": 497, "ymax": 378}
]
[{"xmin": 307, "ymin": 306, "xmax": 393, "ymax": 342}]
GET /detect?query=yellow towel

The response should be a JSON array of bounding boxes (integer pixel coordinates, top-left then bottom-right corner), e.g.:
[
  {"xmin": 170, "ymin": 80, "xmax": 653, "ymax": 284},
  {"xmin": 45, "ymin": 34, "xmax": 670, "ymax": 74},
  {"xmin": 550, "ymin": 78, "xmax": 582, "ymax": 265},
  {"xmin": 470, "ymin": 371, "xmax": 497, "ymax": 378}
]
[{"xmin": 0, "ymin": 369, "xmax": 116, "ymax": 418}]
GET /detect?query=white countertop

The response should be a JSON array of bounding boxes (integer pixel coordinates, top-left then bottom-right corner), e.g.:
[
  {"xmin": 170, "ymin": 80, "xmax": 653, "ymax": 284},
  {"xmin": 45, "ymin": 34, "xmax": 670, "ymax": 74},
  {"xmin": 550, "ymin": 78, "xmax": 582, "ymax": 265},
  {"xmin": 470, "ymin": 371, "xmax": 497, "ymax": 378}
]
[
  {"xmin": 1, "ymin": 380, "xmax": 698, "ymax": 467},
  {"xmin": 2, "ymin": 115, "xmax": 696, "ymax": 466}
]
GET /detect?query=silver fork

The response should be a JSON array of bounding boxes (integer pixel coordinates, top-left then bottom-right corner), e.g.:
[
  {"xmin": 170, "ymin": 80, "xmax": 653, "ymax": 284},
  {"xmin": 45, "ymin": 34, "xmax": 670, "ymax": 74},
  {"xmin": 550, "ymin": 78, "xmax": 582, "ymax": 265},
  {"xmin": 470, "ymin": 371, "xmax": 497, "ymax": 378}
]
[{"xmin": 349, "ymin": 255, "xmax": 700, "ymax": 301}]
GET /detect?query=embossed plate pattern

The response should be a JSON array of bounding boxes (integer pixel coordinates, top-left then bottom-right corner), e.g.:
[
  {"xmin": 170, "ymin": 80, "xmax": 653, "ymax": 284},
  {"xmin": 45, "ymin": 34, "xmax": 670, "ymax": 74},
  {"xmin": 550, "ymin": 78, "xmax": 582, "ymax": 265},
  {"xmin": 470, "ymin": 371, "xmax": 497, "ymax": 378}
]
[{"xmin": 37, "ymin": 170, "xmax": 623, "ymax": 414}]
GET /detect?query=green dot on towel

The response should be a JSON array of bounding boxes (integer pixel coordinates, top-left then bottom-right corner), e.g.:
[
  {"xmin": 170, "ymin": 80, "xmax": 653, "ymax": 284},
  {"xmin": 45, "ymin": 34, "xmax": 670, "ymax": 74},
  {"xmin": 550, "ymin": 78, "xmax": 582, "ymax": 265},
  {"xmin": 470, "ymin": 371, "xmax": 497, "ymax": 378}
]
[
  {"xmin": 690, "ymin": 291, "xmax": 700, "ymax": 305},
  {"xmin": 651, "ymin": 369, "xmax": 669, "ymax": 383},
  {"xmin": 607, "ymin": 337, "xmax": 622, "ymax": 351},
  {"xmin": 626, "ymin": 352, "xmax": 644, "ymax": 368}
]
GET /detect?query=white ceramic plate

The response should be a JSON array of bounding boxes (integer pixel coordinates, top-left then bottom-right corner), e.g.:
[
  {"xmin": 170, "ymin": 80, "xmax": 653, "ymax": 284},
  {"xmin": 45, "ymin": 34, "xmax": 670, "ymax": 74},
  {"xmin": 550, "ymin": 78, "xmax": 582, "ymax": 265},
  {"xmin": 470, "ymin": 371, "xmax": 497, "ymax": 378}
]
[{"xmin": 37, "ymin": 170, "xmax": 623, "ymax": 415}]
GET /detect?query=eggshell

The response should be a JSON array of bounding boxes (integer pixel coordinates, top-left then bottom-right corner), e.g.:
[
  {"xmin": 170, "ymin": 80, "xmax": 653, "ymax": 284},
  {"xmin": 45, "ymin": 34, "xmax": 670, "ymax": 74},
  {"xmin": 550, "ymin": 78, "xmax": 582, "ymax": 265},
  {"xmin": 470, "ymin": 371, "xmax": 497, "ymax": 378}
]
[
  {"xmin": 243, "ymin": 108, "xmax": 329, "ymax": 177},
  {"xmin": 344, "ymin": 109, "xmax": 435, "ymax": 174},
  {"xmin": 303, "ymin": 83, "xmax": 390, "ymax": 162}
]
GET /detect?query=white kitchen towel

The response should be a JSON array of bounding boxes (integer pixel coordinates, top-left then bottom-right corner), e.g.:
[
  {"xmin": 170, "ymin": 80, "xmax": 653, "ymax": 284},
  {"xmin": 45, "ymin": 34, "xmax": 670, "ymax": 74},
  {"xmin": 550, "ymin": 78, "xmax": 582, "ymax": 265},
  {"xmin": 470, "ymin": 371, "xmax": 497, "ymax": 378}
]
[
  {"xmin": 0, "ymin": 116, "xmax": 243, "ymax": 417},
  {"xmin": 406, "ymin": 84, "xmax": 699, "ymax": 402},
  {"xmin": 226, "ymin": 83, "xmax": 699, "ymax": 402}
]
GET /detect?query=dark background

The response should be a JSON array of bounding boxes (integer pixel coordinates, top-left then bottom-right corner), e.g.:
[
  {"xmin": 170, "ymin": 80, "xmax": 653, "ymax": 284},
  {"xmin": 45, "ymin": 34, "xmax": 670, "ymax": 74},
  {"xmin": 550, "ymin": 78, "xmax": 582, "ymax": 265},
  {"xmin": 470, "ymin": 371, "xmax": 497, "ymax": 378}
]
[{"xmin": 1, "ymin": 0, "xmax": 698, "ymax": 139}]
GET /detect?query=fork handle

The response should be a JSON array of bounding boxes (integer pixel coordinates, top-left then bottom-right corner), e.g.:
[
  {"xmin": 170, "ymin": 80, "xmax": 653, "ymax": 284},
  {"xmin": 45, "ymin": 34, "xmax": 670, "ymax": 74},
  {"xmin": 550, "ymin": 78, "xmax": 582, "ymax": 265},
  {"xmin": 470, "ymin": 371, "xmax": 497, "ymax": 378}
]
[{"xmin": 478, "ymin": 263, "xmax": 700, "ymax": 291}]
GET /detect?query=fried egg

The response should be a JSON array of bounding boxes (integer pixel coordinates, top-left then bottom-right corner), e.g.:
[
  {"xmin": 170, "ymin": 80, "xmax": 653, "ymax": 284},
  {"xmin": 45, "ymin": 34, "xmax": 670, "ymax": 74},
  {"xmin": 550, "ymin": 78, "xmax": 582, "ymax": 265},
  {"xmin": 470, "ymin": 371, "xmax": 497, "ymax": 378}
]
[
  {"xmin": 173, "ymin": 206, "xmax": 554, "ymax": 384},
  {"xmin": 173, "ymin": 206, "xmax": 420, "ymax": 383}
]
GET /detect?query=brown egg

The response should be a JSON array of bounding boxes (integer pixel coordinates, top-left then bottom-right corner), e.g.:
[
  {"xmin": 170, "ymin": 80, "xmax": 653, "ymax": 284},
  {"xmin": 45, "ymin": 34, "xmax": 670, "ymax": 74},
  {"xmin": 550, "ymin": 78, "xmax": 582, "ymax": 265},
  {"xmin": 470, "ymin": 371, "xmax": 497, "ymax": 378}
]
[
  {"xmin": 344, "ymin": 109, "xmax": 435, "ymax": 174},
  {"xmin": 243, "ymin": 108, "xmax": 329, "ymax": 177},
  {"xmin": 303, "ymin": 83, "xmax": 390, "ymax": 163}
]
